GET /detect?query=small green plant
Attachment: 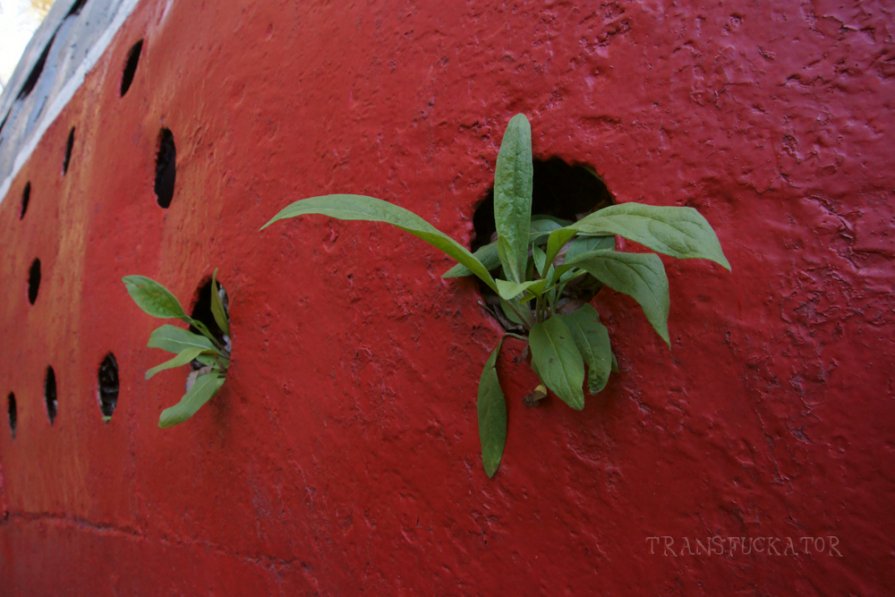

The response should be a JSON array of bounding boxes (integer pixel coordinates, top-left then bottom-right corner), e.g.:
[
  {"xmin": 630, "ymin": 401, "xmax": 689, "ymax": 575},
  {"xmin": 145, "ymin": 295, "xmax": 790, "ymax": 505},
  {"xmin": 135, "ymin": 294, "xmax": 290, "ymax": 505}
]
[
  {"xmin": 262, "ymin": 114, "xmax": 730, "ymax": 477},
  {"xmin": 122, "ymin": 271, "xmax": 231, "ymax": 428}
]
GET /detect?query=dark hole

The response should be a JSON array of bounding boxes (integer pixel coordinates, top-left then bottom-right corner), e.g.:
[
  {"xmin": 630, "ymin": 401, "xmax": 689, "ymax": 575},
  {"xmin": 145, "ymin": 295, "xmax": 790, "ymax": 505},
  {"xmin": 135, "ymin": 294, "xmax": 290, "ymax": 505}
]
[
  {"xmin": 8, "ymin": 393, "xmax": 17, "ymax": 439},
  {"xmin": 67, "ymin": 0, "xmax": 88, "ymax": 16},
  {"xmin": 120, "ymin": 40, "xmax": 144, "ymax": 97},
  {"xmin": 470, "ymin": 158, "xmax": 615, "ymax": 331},
  {"xmin": 63, "ymin": 127, "xmax": 75, "ymax": 174},
  {"xmin": 155, "ymin": 128, "xmax": 176, "ymax": 208},
  {"xmin": 28, "ymin": 258, "xmax": 41, "ymax": 305},
  {"xmin": 471, "ymin": 158, "xmax": 614, "ymax": 250},
  {"xmin": 97, "ymin": 353, "xmax": 119, "ymax": 421},
  {"xmin": 0, "ymin": 111, "xmax": 9, "ymax": 137},
  {"xmin": 18, "ymin": 34, "xmax": 55, "ymax": 100},
  {"xmin": 189, "ymin": 277, "xmax": 230, "ymax": 353},
  {"xmin": 20, "ymin": 182, "xmax": 31, "ymax": 219},
  {"xmin": 45, "ymin": 366, "xmax": 57, "ymax": 424}
]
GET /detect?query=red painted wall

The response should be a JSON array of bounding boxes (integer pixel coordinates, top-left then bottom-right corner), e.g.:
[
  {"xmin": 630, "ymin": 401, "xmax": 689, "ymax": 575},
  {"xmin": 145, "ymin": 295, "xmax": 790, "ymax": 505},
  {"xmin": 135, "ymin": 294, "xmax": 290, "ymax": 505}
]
[{"xmin": 2, "ymin": 0, "xmax": 893, "ymax": 593}]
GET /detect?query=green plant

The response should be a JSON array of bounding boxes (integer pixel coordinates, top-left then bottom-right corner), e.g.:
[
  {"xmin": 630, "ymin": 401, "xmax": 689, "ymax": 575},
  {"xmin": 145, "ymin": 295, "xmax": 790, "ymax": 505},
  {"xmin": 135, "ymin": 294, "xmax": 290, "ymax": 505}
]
[
  {"xmin": 122, "ymin": 271, "xmax": 231, "ymax": 428},
  {"xmin": 262, "ymin": 114, "xmax": 730, "ymax": 477}
]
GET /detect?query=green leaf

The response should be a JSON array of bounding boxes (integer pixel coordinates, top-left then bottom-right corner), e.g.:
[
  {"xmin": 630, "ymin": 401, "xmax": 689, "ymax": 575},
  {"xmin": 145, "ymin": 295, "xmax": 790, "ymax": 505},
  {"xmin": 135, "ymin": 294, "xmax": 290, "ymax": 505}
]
[
  {"xmin": 563, "ymin": 235, "xmax": 615, "ymax": 262},
  {"xmin": 262, "ymin": 194, "xmax": 498, "ymax": 293},
  {"xmin": 544, "ymin": 228, "xmax": 578, "ymax": 269},
  {"xmin": 443, "ymin": 218, "xmax": 567, "ymax": 279},
  {"xmin": 145, "ymin": 347, "xmax": 209, "ymax": 380},
  {"xmin": 499, "ymin": 299, "xmax": 528, "ymax": 326},
  {"xmin": 494, "ymin": 114, "xmax": 533, "ymax": 283},
  {"xmin": 210, "ymin": 268, "xmax": 230, "ymax": 336},
  {"xmin": 148, "ymin": 325, "xmax": 219, "ymax": 355},
  {"xmin": 122, "ymin": 275, "xmax": 188, "ymax": 320},
  {"xmin": 531, "ymin": 245, "xmax": 547, "ymax": 276},
  {"xmin": 565, "ymin": 249, "xmax": 670, "ymax": 345},
  {"xmin": 495, "ymin": 278, "xmax": 546, "ymax": 301},
  {"xmin": 569, "ymin": 203, "xmax": 730, "ymax": 270},
  {"xmin": 561, "ymin": 305, "xmax": 613, "ymax": 394},
  {"xmin": 443, "ymin": 242, "xmax": 500, "ymax": 278},
  {"xmin": 477, "ymin": 339, "xmax": 506, "ymax": 478},
  {"xmin": 530, "ymin": 215, "xmax": 572, "ymax": 239},
  {"xmin": 158, "ymin": 372, "xmax": 226, "ymax": 428},
  {"xmin": 529, "ymin": 317, "xmax": 586, "ymax": 410}
]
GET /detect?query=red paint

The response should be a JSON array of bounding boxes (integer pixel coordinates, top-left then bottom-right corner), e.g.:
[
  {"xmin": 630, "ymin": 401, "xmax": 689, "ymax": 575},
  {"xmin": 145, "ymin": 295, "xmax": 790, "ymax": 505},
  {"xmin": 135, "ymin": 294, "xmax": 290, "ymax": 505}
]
[{"xmin": 1, "ymin": 1, "xmax": 893, "ymax": 593}]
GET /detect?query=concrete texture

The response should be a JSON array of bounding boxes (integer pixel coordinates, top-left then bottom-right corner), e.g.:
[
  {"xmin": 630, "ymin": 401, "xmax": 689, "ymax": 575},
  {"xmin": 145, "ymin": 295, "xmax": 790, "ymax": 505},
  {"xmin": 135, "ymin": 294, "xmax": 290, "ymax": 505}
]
[{"xmin": 0, "ymin": 0, "xmax": 893, "ymax": 593}]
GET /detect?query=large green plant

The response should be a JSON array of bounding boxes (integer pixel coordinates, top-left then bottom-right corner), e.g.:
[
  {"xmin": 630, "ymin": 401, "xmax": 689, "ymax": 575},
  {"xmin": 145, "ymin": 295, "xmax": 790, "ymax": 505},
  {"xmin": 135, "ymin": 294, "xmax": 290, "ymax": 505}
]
[
  {"xmin": 262, "ymin": 114, "xmax": 730, "ymax": 476},
  {"xmin": 122, "ymin": 271, "xmax": 231, "ymax": 428}
]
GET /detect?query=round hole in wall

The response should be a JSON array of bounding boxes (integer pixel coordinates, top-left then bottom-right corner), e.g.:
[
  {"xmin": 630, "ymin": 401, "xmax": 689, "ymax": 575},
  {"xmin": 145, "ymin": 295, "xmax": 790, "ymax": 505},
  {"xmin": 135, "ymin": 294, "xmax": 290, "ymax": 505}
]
[
  {"xmin": 20, "ymin": 182, "xmax": 31, "ymax": 219},
  {"xmin": 155, "ymin": 128, "xmax": 176, "ymax": 208},
  {"xmin": 8, "ymin": 392, "xmax": 17, "ymax": 439},
  {"xmin": 469, "ymin": 158, "xmax": 615, "ymax": 331},
  {"xmin": 97, "ymin": 353, "xmax": 119, "ymax": 422},
  {"xmin": 18, "ymin": 34, "xmax": 55, "ymax": 100},
  {"xmin": 120, "ymin": 39, "xmax": 144, "ymax": 97},
  {"xmin": 28, "ymin": 258, "xmax": 41, "ymax": 305},
  {"xmin": 189, "ymin": 276, "xmax": 230, "ymax": 351},
  {"xmin": 67, "ymin": 0, "xmax": 88, "ymax": 16},
  {"xmin": 63, "ymin": 127, "xmax": 75, "ymax": 175},
  {"xmin": 45, "ymin": 366, "xmax": 57, "ymax": 425}
]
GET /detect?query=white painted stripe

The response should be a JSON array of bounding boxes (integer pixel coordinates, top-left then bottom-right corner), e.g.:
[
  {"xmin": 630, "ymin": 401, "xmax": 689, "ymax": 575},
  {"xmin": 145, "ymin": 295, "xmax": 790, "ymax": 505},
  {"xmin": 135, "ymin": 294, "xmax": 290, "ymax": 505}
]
[{"xmin": 0, "ymin": 0, "xmax": 141, "ymax": 204}]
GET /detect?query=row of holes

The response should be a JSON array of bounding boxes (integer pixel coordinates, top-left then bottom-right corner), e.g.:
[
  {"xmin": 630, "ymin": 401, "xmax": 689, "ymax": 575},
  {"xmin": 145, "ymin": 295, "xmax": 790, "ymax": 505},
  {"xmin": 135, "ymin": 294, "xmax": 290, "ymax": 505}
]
[
  {"xmin": 6, "ymin": 355, "xmax": 114, "ymax": 437},
  {"xmin": 7, "ymin": 279, "xmax": 224, "ymax": 438},
  {"xmin": 6, "ymin": 30, "xmax": 179, "ymax": 440},
  {"xmin": 17, "ymin": 38, "xmax": 157, "ymax": 309}
]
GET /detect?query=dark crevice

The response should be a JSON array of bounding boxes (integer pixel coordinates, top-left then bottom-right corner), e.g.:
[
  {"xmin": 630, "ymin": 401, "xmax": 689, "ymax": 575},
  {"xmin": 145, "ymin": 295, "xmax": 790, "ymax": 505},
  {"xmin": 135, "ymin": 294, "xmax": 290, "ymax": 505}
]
[
  {"xmin": 189, "ymin": 277, "xmax": 230, "ymax": 351},
  {"xmin": 63, "ymin": 127, "xmax": 75, "ymax": 174},
  {"xmin": 120, "ymin": 40, "xmax": 143, "ymax": 97},
  {"xmin": 67, "ymin": 0, "xmax": 88, "ymax": 16},
  {"xmin": 45, "ymin": 367, "xmax": 57, "ymax": 425},
  {"xmin": 97, "ymin": 353, "xmax": 119, "ymax": 421},
  {"xmin": 471, "ymin": 158, "xmax": 614, "ymax": 251},
  {"xmin": 28, "ymin": 258, "xmax": 41, "ymax": 305},
  {"xmin": 20, "ymin": 182, "xmax": 31, "ymax": 219},
  {"xmin": 18, "ymin": 34, "xmax": 55, "ymax": 100},
  {"xmin": 155, "ymin": 128, "xmax": 176, "ymax": 208},
  {"xmin": 8, "ymin": 393, "xmax": 17, "ymax": 439}
]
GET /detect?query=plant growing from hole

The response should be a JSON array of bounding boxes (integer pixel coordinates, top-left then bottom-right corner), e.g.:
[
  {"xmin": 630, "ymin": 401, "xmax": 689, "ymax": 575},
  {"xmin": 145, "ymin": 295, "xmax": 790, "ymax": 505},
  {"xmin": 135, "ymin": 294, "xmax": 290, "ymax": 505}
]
[
  {"xmin": 262, "ymin": 114, "xmax": 730, "ymax": 477},
  {"xmin": 122, "ymin": 271, "xmax": 231, "ymax": 428}
]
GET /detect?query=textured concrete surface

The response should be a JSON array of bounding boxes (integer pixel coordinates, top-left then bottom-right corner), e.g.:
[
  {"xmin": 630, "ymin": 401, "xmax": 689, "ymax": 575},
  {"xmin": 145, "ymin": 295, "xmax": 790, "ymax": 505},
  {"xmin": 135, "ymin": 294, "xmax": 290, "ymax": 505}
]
[{"xmin": 1, "ymin": 0, "xmax": 893, "ymax": 594}]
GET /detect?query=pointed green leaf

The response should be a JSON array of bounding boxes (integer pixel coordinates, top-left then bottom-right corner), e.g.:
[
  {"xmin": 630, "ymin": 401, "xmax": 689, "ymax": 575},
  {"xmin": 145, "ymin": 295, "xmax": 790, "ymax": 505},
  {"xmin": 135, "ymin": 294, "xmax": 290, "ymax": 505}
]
[
  {"xmin": 563, "ymin": 235, "xmax": 615, "ymax": 262},
  {"xmin": 499, "ymin": 299, "xmax": 528, "ymax": 326},
  {"xmin": 122, "ymin": 275, "xmax": 188, "ymax": 320},
  {"xmin": 494, "ymin": 114, "xmax": 533, "ymax": 283},
  {"xmin": 443, "ymin": 242, "xmax": 500, "ymax": 278},
  {"xmin": 148, "ymin": 325, "xmax": 219, "ymax": 355},
  {"xmin": 544, "ymin": 228, "xmax": 578, "ymax": 269},
  {"xmin": 495, "ymin": 278, "xmax": 547, "ymax": 301},
  {"xmin": 477, "ymin": 340, "xmax": 506, "ymax": 478},
  {"xmin": 210, "ymin": 268, "xmax": 230, "ymax": 336},
  {"xmin": 158, "ymin": 372, "xmax": 226, "ymax": 428},
  {"xmin": 145, "ymin": 347, "xmax": 209, "ymax": 380},
  {"xmin": 443, "ymin": 217, "xmax": 568, "ymax": 279},
  {"xmin": 530, "ymin": 215, "xmax": 571, "ymax": 241},
  {"xmin": 565, "ymin": 249, "xmax": 670, "ymax": 345},
  {"xmin": 561, "ymin": 305, "xmax": 613, "ymax": 394},
  {"xmin": 569, "ymin": 203, "xmax": 730, "ymax": 270},
  {"xmin": 531, "ymin": 245, "xmax": 547, "ymax": 276},
  {"xmin": 262, "ymin": 194, "xmax": 498, "ymax": 293},
  {"xmin": 529, "ymin": 317, "xmax": 585, "ymax": 410}
]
